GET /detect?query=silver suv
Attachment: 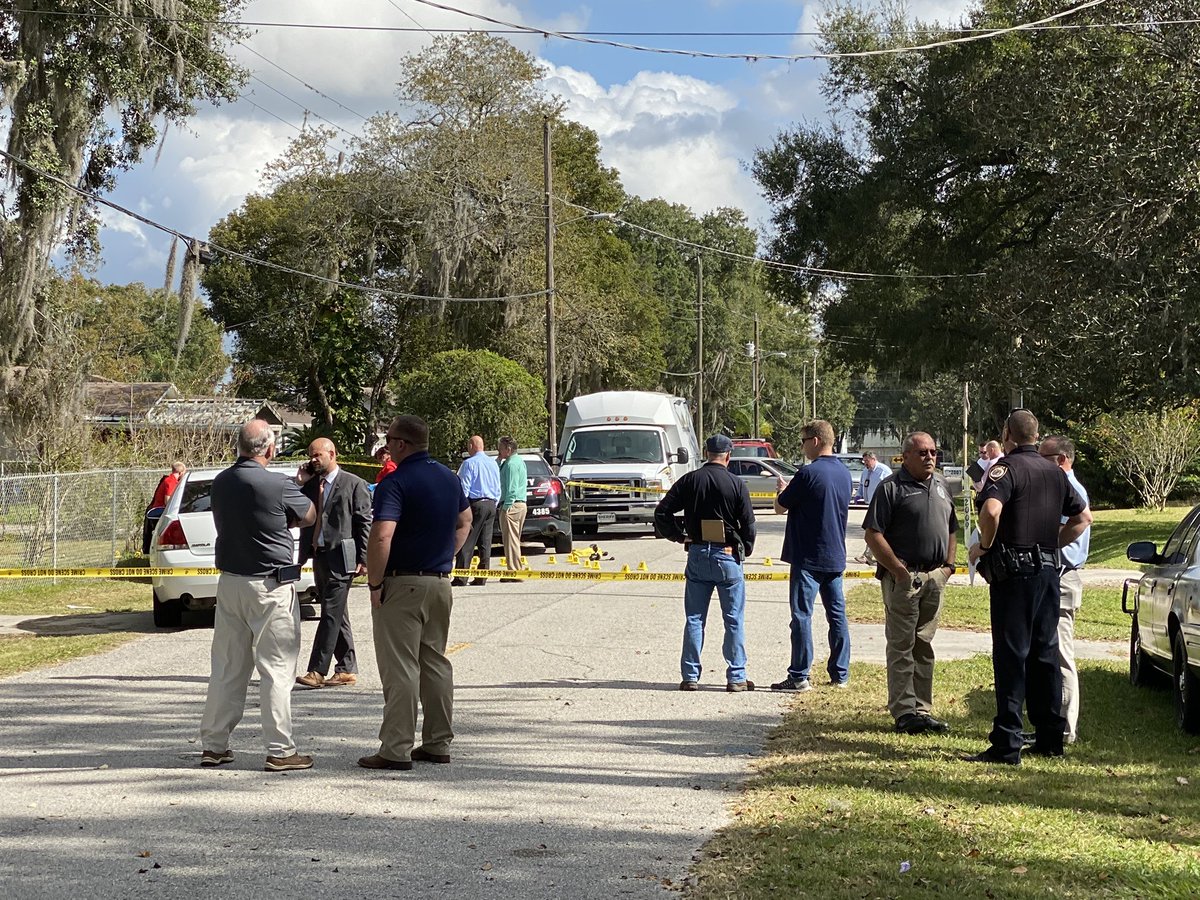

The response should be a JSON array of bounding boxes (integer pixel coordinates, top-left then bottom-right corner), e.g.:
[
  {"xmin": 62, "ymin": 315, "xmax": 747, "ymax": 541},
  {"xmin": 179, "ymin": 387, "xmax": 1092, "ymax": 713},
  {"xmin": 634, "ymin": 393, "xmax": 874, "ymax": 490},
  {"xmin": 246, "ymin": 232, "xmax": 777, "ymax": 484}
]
[{"xmin": 148, "ymin": 466, "xmax": 315, "ymax": 627}]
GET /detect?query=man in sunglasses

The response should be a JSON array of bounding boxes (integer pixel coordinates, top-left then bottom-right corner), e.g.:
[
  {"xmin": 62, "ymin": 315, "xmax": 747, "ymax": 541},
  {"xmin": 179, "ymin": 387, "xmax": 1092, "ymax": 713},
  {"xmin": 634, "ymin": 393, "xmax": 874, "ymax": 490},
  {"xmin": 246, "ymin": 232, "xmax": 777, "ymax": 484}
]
[
  {"xmin": 966, "ymin": 409, "xmax": 1091, "ymax": 765},
  {"xmin": 863, "ymin": 432, "xmax": 958, "ymax": 736}
]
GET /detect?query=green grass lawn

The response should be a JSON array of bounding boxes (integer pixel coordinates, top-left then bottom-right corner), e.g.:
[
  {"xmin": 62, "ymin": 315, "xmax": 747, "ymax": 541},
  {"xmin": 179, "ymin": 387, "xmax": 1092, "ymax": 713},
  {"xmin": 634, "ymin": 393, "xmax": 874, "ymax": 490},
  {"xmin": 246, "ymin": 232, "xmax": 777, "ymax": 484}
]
[
  {"xmin": 689, "ymin": 657, "xmax": 1200, "ymax": 898},
  {"xmin": 0, "ymin": 577, "xmax": 150, "ymax": 617},
  {"xmin": 1086, "ymin": 506, "xmax": 1191, "ymax": 569},
  {"xmin": 0, "ymin": 633, "xmax": 137, "ymax": 679},
  {"xmin": 0, "ymin": 578, "xmax": 150, "ymax": 677},
  {"xmin": 847, "ymin": 584, "xmax": 1130, "ymax": 643}
]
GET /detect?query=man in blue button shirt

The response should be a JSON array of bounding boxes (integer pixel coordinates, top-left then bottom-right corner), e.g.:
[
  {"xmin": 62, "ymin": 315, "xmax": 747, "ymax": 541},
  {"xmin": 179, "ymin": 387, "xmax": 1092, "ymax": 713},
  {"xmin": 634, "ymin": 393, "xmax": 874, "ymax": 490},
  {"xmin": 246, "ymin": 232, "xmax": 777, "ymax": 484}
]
[
  {"xmin": 360, "ymin": 415, "xmax": 471, "ymax": 771},
  {"xmin": 453, "ymin": 435, "xmax": 502, "ymax": 586},
  {"xmin": 771, "ymin": 419, "xmax": 854, "ymax": 692},
  {"xmin": 1040, "ymin": 435, "xmax": 1091, "ymax": 744}
]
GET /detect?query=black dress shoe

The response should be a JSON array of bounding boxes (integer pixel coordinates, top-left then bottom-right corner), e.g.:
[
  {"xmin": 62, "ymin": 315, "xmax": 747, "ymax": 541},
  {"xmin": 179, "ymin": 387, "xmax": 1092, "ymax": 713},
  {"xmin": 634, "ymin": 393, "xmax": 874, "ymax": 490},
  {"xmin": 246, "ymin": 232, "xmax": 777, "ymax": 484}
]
[
  {"xmin": 963, "ymin": 750, "xmax": 1019, "ymax": 766},
  {"xmin": 470, "ymin": 578, "xmax": 487, "ymax": 586},
  {"xmin": 411, "ymin": 746, "xmax": 451, "ymax": 764},
  {"xmin": 895, "ymin": 714, "xmax": 929, "ymax": 735},
  {"xmin": 499, "ymin": 578, "xmax": 521, "ymax": 583},
  {"xmin": 450, "ymin": 578, "xmax": 468, "ymax": 587},
  {"xmin": 920, "ymin": 715, "xmax": 950, "ymax": 734},
  {"xmin": 1020, "ymin": 730, "xmax": 1037, "ymax": 747}
]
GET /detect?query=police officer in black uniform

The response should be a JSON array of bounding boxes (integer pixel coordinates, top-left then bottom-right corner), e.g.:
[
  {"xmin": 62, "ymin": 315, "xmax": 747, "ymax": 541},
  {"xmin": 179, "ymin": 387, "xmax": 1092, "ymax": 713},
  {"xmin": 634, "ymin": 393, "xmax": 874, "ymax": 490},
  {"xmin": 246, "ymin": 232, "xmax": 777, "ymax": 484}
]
[
  {"xmin": 966, "ymin": 409, "xmax": 1092, "ymax": 764},
  {"xmin": 655, "ymin": 434, "xmax": 757, "ymax": 693}
]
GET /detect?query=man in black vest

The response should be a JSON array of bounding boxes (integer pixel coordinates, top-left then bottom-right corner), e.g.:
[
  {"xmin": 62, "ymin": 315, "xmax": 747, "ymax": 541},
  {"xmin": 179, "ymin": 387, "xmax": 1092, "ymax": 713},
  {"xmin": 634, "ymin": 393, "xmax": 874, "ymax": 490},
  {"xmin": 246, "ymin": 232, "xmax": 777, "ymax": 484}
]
[
  {"xmin": 295, "ymin": 438, "xmax": 372, "ymax": 689},
  {"xmin": 966, "ymin": 409, "xmax": 1091, "ymax": 764},
  {"xmin": 654, "ymin": 434, "xmax": 757, "ymax": 693}
]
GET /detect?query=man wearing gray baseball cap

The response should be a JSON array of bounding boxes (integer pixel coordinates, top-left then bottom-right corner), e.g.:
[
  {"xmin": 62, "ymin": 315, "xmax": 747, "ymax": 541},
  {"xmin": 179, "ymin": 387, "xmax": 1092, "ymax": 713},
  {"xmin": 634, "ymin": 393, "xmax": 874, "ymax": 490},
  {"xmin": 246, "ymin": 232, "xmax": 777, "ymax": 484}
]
[{"xmin": 654, "ymin": 434, "xmax": 757, "ymax": 692}]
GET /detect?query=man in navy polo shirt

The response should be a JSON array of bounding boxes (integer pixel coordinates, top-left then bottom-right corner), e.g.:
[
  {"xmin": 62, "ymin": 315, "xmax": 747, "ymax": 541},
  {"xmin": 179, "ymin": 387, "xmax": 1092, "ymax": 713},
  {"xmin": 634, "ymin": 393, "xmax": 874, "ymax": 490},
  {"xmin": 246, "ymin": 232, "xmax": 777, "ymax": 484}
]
[
  {"xmin": 359, "ymin": 415, "xmax": 472, "ymax": 771},
  {"xmin": 771, "ymin": 419, "xmax": 854, "ymax": 692}
]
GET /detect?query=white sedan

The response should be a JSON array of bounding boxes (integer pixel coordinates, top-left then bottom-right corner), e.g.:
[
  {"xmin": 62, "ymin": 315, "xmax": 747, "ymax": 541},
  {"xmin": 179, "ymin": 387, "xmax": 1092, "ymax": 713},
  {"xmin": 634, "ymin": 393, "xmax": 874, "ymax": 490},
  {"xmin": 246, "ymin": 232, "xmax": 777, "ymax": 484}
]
[{"xmin": 147, "ymin": 466, "xmax": 315, "ymax": 627}]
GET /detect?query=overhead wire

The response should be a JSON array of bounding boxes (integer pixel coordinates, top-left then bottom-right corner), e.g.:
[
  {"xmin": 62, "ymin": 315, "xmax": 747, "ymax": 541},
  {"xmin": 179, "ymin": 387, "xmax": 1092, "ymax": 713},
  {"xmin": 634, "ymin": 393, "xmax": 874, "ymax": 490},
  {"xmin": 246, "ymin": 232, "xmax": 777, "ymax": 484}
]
[
  {"xmin": 93, "ymin": 0, "xmax": 353, "ymax": 160},
  {"xmin": 558, "ymin": 197, "xmax": 986, "ymax": 281},
  {"xmin": 0, "ymin": 147, "xmax": 549, "ymax": 307},
  {"xmin": 408, "ymin": 0, "xmax": 1110, "ymax": 62},
  {"xmin": 12, "ymin": 8, "xmax": 1200, "ymax": 37}
]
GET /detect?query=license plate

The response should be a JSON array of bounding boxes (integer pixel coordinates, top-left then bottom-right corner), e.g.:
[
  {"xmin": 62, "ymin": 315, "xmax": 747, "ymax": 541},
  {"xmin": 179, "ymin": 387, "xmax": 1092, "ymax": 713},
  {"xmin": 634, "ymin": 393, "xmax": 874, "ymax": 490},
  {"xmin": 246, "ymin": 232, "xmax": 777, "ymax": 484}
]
[
  {"xmin": 529, "ymin": 507, "xmax": 550, "ymax": 517},
  {"xmin": 597, "ymin": 512, "xmax": 617, "ymax": 524}
]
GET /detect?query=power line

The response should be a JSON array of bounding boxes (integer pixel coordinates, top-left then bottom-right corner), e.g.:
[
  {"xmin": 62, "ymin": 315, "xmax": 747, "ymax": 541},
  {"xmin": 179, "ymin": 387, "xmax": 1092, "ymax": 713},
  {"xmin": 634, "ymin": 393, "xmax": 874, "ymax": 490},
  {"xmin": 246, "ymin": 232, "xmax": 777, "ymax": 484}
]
[
  {"xmin": 15, "ymin": 6, "xmax": 1195, "ymax": 38},
  {"xmin": 409, "ymin": 0, "xmax": 1110, "ymax": 62},
  {"xmin": 93, "ymin": 0, "xmax": 352, "ymax": 160},
  {"xmin": 0, "ymin": 147, "xmax": 550, "ymax": 307},
  {"xmin": 558, "ymin": 198, "xmax": 986, "ymax": 282}
]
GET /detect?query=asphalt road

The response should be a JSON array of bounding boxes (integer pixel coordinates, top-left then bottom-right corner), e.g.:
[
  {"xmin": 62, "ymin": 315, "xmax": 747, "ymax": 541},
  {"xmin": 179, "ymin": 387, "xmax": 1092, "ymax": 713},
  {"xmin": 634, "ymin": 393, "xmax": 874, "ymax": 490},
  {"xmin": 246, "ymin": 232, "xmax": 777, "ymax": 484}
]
[{"xmin": 0, "ymin": 510, "xmax": 1125, "ymax": 899}]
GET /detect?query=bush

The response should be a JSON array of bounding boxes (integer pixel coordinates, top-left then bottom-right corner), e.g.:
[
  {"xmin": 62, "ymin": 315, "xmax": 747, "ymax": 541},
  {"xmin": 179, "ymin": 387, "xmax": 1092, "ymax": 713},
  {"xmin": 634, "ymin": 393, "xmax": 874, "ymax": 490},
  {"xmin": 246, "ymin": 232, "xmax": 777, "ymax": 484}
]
[{"xmin": 390, "ymin": 350, "xmax": 547, "ymax": 462}]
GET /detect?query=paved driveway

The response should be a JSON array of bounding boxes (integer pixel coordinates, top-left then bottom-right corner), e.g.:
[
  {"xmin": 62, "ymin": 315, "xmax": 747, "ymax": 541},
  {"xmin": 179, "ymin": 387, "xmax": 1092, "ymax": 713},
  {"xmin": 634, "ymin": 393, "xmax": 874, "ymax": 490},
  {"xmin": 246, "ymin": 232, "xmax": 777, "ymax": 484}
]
[{"xmin": 0, "ymin": 511, "xmax": 1123, "ymax": 899}]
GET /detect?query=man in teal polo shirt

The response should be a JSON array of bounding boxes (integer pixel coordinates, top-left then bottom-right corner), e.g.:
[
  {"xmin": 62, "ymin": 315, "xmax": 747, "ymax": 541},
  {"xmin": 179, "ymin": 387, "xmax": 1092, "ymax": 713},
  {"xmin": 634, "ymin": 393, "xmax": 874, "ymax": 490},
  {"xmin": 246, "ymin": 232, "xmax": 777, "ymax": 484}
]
[{"xmin": 497, "ymin": 436, "xmax": 527, "ymax": 580}]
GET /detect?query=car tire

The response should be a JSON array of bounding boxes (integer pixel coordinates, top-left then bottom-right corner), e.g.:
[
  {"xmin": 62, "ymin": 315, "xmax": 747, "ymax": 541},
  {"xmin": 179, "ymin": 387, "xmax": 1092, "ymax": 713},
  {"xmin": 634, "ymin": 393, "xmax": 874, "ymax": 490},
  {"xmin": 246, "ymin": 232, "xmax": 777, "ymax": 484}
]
[
  {"xmin": 152, "ymin": 590, "xmax": 182, "ymax": 628},
  {"xmin": 554, "ymin": 533, "xmax": 573, "ymax": 554},
  {"xmin": 1172, "ymin": 629, "xmax": 1200, "ymax": 734},
  {"xmin": 1129, "ymin": 615, "xmax": 1159, "ymax": 688}
]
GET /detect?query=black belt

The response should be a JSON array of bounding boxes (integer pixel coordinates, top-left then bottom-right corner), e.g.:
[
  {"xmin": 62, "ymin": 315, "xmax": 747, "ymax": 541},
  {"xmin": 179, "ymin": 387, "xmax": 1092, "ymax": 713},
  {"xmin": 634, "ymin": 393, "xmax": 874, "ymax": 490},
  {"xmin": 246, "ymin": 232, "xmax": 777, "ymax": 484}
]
[
  {"xmin": 385, "ymin": 570, "xmax": 449, "ymax": 579},
  {"xmin": 468, "ymin": 497, "xmax": 496, "ymax": 503}
]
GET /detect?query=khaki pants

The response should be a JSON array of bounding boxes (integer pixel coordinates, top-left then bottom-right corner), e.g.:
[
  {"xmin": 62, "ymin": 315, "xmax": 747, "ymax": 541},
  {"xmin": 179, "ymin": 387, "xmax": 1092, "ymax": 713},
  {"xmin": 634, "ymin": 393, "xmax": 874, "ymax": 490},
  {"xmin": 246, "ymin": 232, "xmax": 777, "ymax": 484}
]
[
  {"xmin": 501, "ymin": 502, "xmax": 527, "ymax": 570},
  {"xmin": 200, "ymin": 573, "xmax": 300, "ymax": 758},
  {"xmin": 372, "ymin": 575, "xmax": 454, "ymax": 761},
  {"xmin": 1058, "ymin": 568, "xmax": 1084, "ymax": 742},
  {"xmin": 881, "ymin": 568, "xmax": 948, "ymax": 720}
]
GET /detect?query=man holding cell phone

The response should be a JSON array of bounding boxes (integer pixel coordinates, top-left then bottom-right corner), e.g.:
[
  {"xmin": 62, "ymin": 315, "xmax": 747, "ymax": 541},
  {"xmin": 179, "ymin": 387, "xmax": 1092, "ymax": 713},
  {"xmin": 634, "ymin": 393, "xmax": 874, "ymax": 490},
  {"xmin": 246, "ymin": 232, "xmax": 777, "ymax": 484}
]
[{"xmin": 199, "ymin": 419, "xmax": 317, "ymax": 773}]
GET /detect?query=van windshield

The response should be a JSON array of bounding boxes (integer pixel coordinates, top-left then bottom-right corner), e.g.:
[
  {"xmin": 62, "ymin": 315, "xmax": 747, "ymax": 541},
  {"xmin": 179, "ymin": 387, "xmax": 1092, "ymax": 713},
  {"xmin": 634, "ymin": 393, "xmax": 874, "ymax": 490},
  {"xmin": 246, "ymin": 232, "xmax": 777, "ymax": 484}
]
[{"xmin": 563, "ymin": 429, "xmax": 665, "ymax": 465}]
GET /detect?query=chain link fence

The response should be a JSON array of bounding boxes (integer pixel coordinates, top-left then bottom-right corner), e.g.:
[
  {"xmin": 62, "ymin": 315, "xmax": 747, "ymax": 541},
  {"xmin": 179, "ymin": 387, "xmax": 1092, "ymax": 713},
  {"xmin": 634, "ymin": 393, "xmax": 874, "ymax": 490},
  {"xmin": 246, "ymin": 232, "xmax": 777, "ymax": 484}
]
[{"xmin": 0, "ymin": 469, "xmax": 164, "ymax": 568}]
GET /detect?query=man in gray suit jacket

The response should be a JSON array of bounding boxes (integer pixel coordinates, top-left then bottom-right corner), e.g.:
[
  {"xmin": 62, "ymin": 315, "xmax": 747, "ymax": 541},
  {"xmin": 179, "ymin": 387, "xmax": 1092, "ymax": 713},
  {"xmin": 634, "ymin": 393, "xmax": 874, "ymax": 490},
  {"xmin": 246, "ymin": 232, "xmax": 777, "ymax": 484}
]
[{"xmin": 296, "ymin": 438, "xmax": 373, "ymax": 688}]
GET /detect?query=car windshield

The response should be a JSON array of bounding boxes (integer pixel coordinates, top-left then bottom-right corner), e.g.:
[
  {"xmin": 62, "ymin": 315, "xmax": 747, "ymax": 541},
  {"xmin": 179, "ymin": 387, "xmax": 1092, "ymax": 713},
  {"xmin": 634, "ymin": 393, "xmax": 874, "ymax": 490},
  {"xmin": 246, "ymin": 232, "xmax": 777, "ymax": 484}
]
[
  {"xmin": 562, "ymin": 429, "xmax": 664, "ymax": 465},
  {"xmin": 732, "ymin": 446, "xmax": 770, "ymax": 457}
]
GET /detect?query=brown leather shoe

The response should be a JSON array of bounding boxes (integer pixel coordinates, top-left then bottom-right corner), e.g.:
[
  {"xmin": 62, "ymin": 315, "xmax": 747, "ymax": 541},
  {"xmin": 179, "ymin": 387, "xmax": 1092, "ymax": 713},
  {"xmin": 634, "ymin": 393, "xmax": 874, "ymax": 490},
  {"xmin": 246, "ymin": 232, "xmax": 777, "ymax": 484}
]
[
  {"xmin": 358, "ymin": 753, "xmax": 413, "ymax": 771},
  {"xmin": 411, "ymin": 746, "xmax": 450, "ymax": 764},
  {"xmin": 200, "ymin": 749, "xmax": 233, "ymax": 767},
  {"xmin": 325, "ymin": 672, "xmax": 357, "ymax": 687},
  {"xmin": 263, "ymin": 753, "xmax": 313, "ymax": 772},
  {"xmin": 295, "ymin": 671, "xmax": 324, "ymax": 688}
]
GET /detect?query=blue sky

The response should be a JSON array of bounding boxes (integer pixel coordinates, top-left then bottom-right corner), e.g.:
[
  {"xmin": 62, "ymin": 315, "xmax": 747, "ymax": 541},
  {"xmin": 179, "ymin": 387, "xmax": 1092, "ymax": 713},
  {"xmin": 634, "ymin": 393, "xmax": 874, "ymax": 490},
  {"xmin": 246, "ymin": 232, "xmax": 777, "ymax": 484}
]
[{"xmin": 87, "ymin": 0, "xmax": 973, "ymax": 290}]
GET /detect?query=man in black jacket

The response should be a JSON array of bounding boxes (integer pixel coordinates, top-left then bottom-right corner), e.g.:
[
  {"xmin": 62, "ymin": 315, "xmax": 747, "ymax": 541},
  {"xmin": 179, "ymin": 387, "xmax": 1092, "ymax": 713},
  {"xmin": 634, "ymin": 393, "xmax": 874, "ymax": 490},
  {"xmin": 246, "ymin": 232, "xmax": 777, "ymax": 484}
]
[
  {"xmin": 654, "ymin": 434, "xmax": 757, "ymax": 693},
  {"xmin": 295, "ymin": 438, "xmax": 373, "ymax": 688}
]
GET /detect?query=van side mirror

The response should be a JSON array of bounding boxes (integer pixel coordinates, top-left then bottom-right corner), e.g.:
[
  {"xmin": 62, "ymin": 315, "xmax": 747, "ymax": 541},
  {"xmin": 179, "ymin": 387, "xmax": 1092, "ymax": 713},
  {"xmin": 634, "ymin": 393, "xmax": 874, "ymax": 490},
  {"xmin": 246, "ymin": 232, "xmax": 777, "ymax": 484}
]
[
  {"xmin": 675, "ymin": 447, "xmax": 689, "ymax": 464},
  {"xmin": 1127, "ymin": 541, "xmax": 1160, "ymax": 564}
]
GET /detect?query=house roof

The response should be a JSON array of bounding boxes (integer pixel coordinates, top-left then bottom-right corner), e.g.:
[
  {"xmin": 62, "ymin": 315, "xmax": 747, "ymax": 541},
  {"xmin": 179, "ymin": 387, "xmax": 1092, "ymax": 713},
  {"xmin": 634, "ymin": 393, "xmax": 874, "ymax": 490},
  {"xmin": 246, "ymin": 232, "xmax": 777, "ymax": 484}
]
[
  {"xmin": 83, "ymin": 380, "xmax": 179, "ymax": 421},
  {"xmin": 144, "ymin": 398, "xmax": 283, "ymax": 429}
]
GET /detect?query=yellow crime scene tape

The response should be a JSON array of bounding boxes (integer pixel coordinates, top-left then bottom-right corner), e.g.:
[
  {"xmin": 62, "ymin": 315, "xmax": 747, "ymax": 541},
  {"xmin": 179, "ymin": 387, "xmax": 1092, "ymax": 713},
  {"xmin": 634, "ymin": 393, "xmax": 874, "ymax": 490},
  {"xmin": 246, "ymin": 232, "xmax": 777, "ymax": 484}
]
[
  {"xmin": 0, "ymin": 565, "xmax": 966, "ymax": 582},
  {"xmin": 566, "ymin": 479, "xmax": 778, "ymax": 500}
]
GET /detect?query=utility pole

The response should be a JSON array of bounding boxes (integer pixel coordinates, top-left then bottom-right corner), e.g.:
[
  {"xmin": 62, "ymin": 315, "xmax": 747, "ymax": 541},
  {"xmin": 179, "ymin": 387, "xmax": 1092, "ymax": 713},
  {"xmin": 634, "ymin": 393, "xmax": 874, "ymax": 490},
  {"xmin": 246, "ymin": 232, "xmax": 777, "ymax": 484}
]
[
  {"xmin": 543, "ymin": 117, "xmax": 557, "ymax": 454},
  {"xmin": 811, "ymin": 348, "xmax": 818, "ymax": 419},
  {"xmin": 962, "ymin": 381, "xmax": 972, "ymax": 537},
  {"xmin": 696, "ymin": 256, "xmax": 704, "ymax": 436},
  {"xmin": 752, "ymin": 314, "xmax": 760, "ymax": 437}
]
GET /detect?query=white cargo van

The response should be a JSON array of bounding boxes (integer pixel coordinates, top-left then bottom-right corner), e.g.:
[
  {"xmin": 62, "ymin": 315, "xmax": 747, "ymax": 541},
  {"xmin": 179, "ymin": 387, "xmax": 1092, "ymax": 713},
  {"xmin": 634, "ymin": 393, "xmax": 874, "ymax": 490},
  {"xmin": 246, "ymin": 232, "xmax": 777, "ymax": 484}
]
[{"xmin": 556, "ymin": 391, "xmax": 701, "ymax": 535}]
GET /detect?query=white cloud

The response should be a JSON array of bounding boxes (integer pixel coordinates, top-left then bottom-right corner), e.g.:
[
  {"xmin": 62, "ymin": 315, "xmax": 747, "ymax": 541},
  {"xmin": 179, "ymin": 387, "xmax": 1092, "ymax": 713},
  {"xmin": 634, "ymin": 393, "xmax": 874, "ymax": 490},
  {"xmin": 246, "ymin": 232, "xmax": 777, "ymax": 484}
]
[{"xmin": 544, "ymin": 63, "xmax": 768, "ymax": 223}]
